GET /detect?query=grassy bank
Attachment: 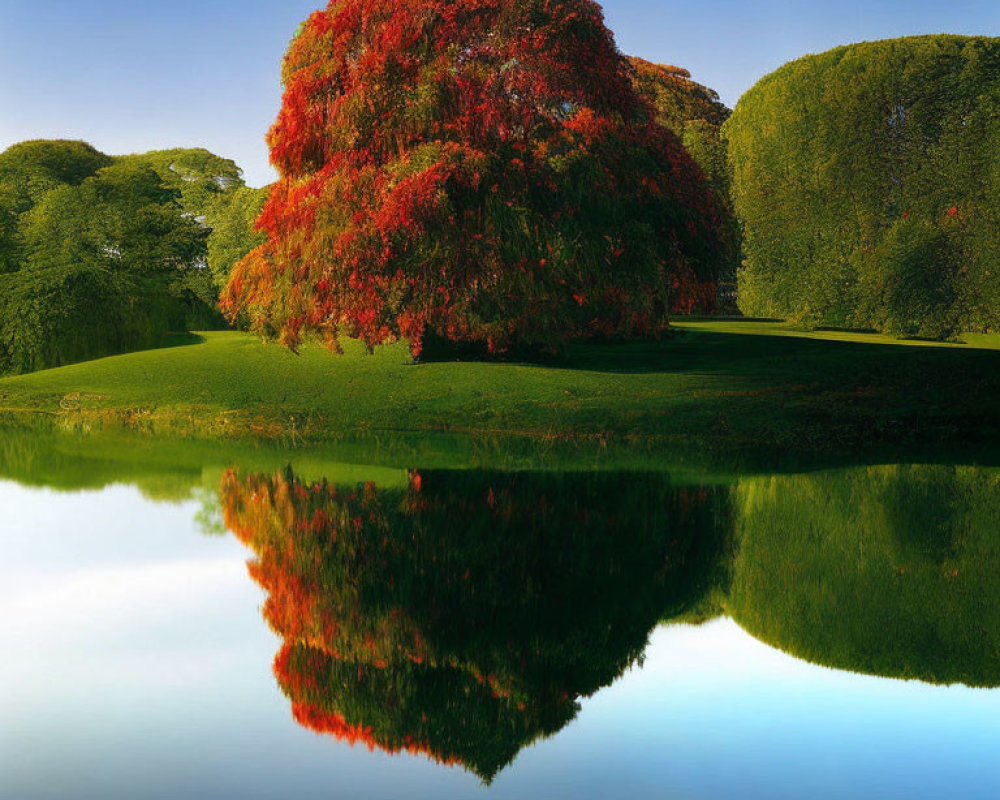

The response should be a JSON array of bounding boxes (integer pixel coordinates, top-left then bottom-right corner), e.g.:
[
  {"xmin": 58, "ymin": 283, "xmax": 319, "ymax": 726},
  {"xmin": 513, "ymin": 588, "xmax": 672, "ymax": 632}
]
[{"xmin": 1, "ymin": 321, "xmax": 999, "ymax": 465}]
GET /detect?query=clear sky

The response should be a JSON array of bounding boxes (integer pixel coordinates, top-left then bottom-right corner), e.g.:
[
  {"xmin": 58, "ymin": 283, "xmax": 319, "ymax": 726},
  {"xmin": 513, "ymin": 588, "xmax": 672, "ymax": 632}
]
[{"xmin": 2, "ymin": 0, "xmax": 998, "ymax": 187}]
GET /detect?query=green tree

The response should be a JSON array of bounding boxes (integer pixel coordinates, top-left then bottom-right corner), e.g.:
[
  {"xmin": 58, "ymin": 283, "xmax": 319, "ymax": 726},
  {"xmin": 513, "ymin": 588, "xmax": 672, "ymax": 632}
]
[
  {"xmin": 119, "ymin": 149, "xmax": 267, "ymax": 312},
  {"xmin": 0, "ymin": 140, "xmax": 263, "ymax": 373},
  {"xmin": 628, "ymin": 58, "xmax": 740, "ymax": 292},
  {"xmin": 0, "ymin": 161, "xmax": 211, "ymax": 374},
  {"xmin": 117, "ymin": 148, "xmax": 245, "ymax": 218},
  {"xmin": 626, "ymin": 58, "xmax": 729, "ymax": 138},
  {"xmin": 204, "ymin": 185, "xmax": 269, "ymax": 292},
  {"xmin": 725, "ymin": 35, "xmax": 1000, "ymax": 334},
  {"xmin": 0, "ymin": 139, "xmax": 113, "ymax": 216}
]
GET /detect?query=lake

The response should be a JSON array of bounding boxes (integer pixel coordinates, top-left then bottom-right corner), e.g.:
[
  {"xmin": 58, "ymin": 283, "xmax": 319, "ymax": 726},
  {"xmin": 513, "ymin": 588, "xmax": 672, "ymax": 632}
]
[{"xmin": 3, "ymin": 430, "xmax": 1000, "ymax": 799}]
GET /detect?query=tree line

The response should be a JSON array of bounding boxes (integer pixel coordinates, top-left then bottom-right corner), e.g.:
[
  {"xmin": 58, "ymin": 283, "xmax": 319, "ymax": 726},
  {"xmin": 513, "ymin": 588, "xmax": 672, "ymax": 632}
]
[
  {"xmin": 0, "ymin": 140, "xmax": 265, "ymax": 374},
  {"xmin": 4, "ymin": 5, "xmax": 996, "ymax": 375}
]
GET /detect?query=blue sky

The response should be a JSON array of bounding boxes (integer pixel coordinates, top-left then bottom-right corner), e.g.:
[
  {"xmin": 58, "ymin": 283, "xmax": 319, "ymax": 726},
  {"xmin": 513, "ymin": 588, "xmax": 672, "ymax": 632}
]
[{"xmin": 2, "ymin": 0, "xmax": 998, "ymax": 187}]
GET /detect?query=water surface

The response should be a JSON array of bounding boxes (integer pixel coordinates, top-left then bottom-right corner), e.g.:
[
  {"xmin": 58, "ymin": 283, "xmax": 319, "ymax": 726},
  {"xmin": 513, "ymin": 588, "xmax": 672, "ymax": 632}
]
[{"xmin": 3, "ymin": 442, "xmax": 1000, "ymax": 798}]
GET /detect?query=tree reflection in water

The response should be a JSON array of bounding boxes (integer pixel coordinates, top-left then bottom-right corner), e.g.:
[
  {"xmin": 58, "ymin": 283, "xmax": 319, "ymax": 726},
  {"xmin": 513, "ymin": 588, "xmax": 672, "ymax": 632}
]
[
  {"xmin": 729, "ymin": 465, "xmax": 1000, "ymax": 687},
  {"xmin": 221, "ymin": 468, "xmax": 730, "ymax": 781},
  {"xmin": 221, "ymin": 461, "xmax": 1000, "ymax": 780}
]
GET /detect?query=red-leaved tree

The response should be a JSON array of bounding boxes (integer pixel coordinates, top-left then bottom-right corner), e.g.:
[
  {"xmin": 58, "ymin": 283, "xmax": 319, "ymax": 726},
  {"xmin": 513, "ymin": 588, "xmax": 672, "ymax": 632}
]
[{"xmin": 222, "ymin": 0, "xmax": 725, "ymax": 355}]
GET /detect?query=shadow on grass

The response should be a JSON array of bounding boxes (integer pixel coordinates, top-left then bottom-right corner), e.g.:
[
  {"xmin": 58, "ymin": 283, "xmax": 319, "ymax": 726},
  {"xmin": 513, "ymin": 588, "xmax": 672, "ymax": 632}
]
[
  {"xmin": 417, "ymin": 328, "xmax": 774, "ymax": 374},
  {"xmin": 813, "ymin": 325, "xmax": 880, "ymax": 334},
  {"xmin": 159, "ymin": 331, "xmax": 207, "ymax": 349},
  {"xmin": 416, "ymin": 324, "xmax": 1000, "ymax": 462},
  {"xmin": 421, "ymin": 325, "xmax": 1000, "ymax": 381}
]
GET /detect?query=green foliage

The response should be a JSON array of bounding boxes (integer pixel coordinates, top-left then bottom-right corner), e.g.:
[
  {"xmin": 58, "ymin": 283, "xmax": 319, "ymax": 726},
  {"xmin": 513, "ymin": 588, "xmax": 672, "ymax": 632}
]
[
  {"xmin": 0, "ymin": 141, "xmax": 260, "ymax": 374},
  {"xmin": 117, "ymin": 148, "xmax": 244, "ymax": 217},
  {"xmin": 204, "ymin": 185, "xmax": 269, "ymax": 291},
  {"xmin": 628, "ymin": 58, "xmax": 740, "ymax": 289},
  {"xmin": 729, "ymin": 465, "xmax": 1000, "ymax": 686},
  {"xmin": 681, "ymin": 119, "xmax": 730, "ymax": 197},
  {"xmin": 23, "ymin": 161, "xmax": 207, "ymax": 273},
  {"xmin": 116, "ymin": 149, "xmax": 267, "ymax": 298},
  {"xmin": 726, "ymin": 35, "xmax": 1000, "ymax": 335},
  {"xmin": 853, "ymin": 219, "xmax": 961, "ymax": 339},
  {"xmin": 0, "ymin": 203, "xmax": 18, "ymax": 274},
  {"xmin": 0, "ymin": 159, "xmax": 214, "ymax": 374},
  {"xmin": 0, "ymin": 140, "xmax": 115, "ymax": 277},
  {"xmin": 0, "ymin": 139, "xmax": 113, "ymax": 215},
  {"xmin": 626, "ymin": 59, "xmax": 730, "ymax": 138}
]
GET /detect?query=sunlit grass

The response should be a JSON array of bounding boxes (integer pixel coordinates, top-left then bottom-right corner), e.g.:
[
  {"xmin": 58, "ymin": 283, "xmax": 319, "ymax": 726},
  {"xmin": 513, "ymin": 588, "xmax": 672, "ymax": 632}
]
[{"xmin": 0, "ymin": 321, "xmax": 998, "ymax": 462}]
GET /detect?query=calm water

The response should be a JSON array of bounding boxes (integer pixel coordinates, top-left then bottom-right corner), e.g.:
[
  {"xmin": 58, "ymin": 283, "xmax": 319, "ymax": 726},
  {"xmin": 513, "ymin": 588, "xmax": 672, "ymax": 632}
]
[{"xmin": 3, "ymin": 444, "xmax": 1000, "ymax": 799}]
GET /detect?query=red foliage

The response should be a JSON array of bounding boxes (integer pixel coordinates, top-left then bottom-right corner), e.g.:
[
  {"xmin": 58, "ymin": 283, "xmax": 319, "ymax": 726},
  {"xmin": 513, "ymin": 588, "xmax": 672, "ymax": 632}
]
[
  {"xmin": 222, "ymin": 0, "xmax": 724, "ymax": 353},
  {"xmin": 275, "ymin": 643, "xmax": 465, "ymax": 768}
]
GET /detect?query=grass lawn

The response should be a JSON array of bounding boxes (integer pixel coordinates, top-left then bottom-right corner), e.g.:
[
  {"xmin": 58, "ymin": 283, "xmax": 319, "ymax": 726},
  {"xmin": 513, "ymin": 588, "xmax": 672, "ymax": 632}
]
[{"xmin": 1, "ymin": 320, "xmax": 999, "ymax": 468}]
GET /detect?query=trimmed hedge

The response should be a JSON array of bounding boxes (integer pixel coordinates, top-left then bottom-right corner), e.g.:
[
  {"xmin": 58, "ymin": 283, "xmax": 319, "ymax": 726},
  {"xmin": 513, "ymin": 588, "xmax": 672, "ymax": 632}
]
[{"xmin": 725, "ymin": 35, "xmax": 1000, "ymax": 337}]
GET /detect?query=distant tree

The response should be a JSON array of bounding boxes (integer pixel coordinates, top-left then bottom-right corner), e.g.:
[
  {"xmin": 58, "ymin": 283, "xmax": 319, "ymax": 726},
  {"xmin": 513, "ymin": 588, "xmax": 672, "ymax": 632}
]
[
  {"xmin": 22, "ymin": 160, "xmax": 208, "ymax": 294},
  {"xmin": 0, "ymin": 160, "xmax": 211, "ymax": 374},
  {"xmin": 0, "ymin": 140, "xmax": 268, "ymax": 373},
  {"xmin": 117, "ymin": 148, "xmax": 245, "ymax": 218},
  {"xmin": 119, "ymin": 148, "xmax": 271, "ymax": 309},
  {"xmin": 0, "ymin": 139, "xmax": 113, "ymax": 215},
  {"xmin": 626, "ymin": 58, "xmax": 729, "ymax": 137},
  {"xmin": 223, "ymin": 0, "xmax": 725, "ymax": 355},
  {"xmin": 204, "ymin": 185, "xmax": 269, "ymax": 292},
  {"xmin": 0, "ymin": 140, "xmax": 115, "ymax": 278},
  {"xmin": 725, "ymin": 35, "xmax": 1000, "ymax": 335},
  {"xmin": 628, "ymin": 57, "xmax": 740, "ymax": 292}
]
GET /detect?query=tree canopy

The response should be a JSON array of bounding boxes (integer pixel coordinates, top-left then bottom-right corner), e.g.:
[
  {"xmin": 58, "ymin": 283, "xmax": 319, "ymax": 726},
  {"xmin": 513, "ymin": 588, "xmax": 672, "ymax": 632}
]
[
  {"xmin": 117, "ymin": 148, "xmax": 245, "ymax": 219},
  {"xmin": 0, "ymin": 141, "xmax": 254, "ymax": 374},
  {"xmin": 120, "ymin": 148, "xmax": 268, "ymax": 296},
  {"xmin": 627, "ymin": 57, "xmax": 739, "ymax": 289},
  {"xmin": 223, "ymin": 0, "xmax": 726, "ymax": 356},
  {"xmin": 0, "ymin": 160, "xmax": 211, "ymax": 374},
  {"xmin": 626, "ymin": 58, "xmax": 729, "ymax": 138},
  {"xmin": 204, "ymin": 185, "xmax": 270, "ymax": 292},
  {"xmin": 725, "ymin": 35, "xmax": 1000, "ymax": 337},
  {"xmin": 0, "ymin": 139, "xmax": 113, "ymax": 215}
]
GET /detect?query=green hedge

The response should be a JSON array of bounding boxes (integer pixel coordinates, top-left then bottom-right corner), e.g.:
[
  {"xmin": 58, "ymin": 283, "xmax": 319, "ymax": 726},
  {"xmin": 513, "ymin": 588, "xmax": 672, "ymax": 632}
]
[{"xmin": 725, "ymin": 35, "xmax": 1000, "ymax": 336}]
